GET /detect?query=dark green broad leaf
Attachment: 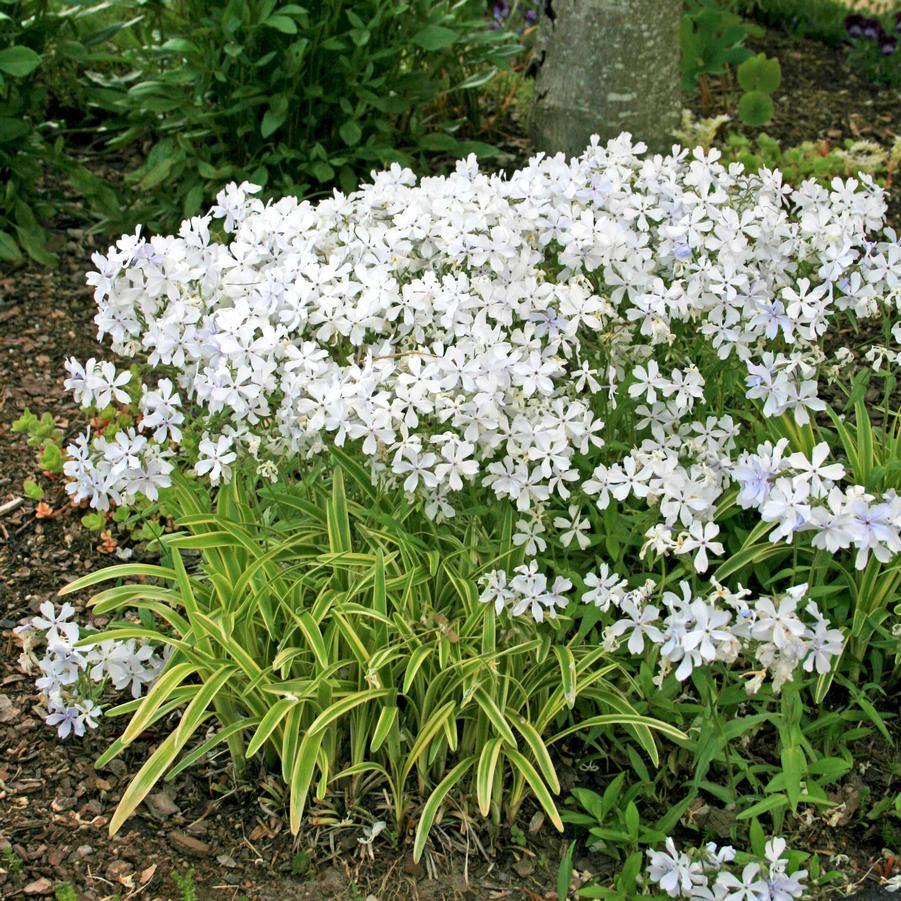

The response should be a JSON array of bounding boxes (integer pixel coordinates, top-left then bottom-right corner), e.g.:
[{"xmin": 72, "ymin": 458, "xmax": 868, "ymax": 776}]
[
  {"xmin": 417, "ymin": 132, "xmax": 458, "ymax": 152},
  {"xmin": 265, "ymin": 14, "xmax": 297, "ymax": 34},
  {"xmin": 0, "ymin": 118, "xmax": 30, "ymax": 143},
  {"xmin": 738, "ymin": 90, "xmax": 774, "ymax": 127},
  {"xmin": 338, "ymin": 120, "xmax": 361, "ymax": 147},
  {"xmin": 737, "ymin": 53, "xmax": 781, "ymax": 94},
  {"xmin": 0, "ymin": 230, "xmax": 22, "ymax": 263},
  {"xmin": 0, "ymin": 46, "xmax": 42, "ymax": 77},
  {"xmin": 412, "ymin": 25, "xmax": 458, "ymax": 51},
  {"xmin": 261, "ymin": 108, "xmax": 286, "ymax": 138},
  {"xmin": 306, "ymin": 160, "xmax": 334, "ymax": 182}
]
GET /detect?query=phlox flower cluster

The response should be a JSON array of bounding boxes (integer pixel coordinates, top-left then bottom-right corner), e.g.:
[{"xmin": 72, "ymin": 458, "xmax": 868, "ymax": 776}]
[
  {"xmin": 603, "ymin": 578, "xmax": 843, "ymax": 692},
  {"xmin": 480, "ymin": 562, "xmax": 843, "ymax": 693},
  {"xmin": 647, "ymin": 835, "xmax": 807, "ymax": 900},
  {"xmin": 64, "ymin": 135, "xmax": 899, "ymax": 572},
  {"xmin": 733, "ymin": 439, "xmax": 901, "ymax": 569},
  {"xmin": 478, "ymin": 563, "xmax": 571, "ymax": 623},
  {"xmin": 16, "ymin": 601, "xmax": 167, "ymax": 739}
]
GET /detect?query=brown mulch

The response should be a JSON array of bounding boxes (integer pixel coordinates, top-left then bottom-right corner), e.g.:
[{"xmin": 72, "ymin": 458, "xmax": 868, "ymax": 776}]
[{"xmin": 1, "ymin": 22, "xmax": 900, "ymax": 901}]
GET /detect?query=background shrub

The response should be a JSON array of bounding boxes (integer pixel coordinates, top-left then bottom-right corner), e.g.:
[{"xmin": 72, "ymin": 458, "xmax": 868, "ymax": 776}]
[{"xmin": 90, "ymin": 0, "xmax": 519, "ymax": 232}]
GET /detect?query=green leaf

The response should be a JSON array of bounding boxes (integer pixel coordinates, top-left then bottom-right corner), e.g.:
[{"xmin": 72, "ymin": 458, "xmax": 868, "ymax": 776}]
[
  {"xmin": 737, "ymin": 53, "xmax": 781, "ymax": 94},
  {"xmin": 0, "ymin": 230, "xmax": 22, "ymax": 263},
  {"xmin": 507, "ymin": 748, "xmax": 563, "ymax": 831},
  {"xmin": 109, "ymin": 729, "xmax": 182, "ymax": 834},
  {"xmin": 553, "ymin": 646, "xmax": 576, "ymax": 708},
  {"xmin": 550, "ymin": 713, "xmax": 686, "ymax": 751},
  {"xmin": 510, "ymin": 713, "xmax": 559, "ymax": 794},
  {"xmin": 412, "ymin": 25, "xmax": 458, "ymax": 51},
  {"xmin": 738, "ymin": 91, "xmax": 775, "ymax": 127},
  {"xmin": 737, "ymin": 793, "xmax": 787, "ymax": 820},
  {"xmin": 326, "ymin": 469, "xmax": 352, "ymax": 554},
  {"xmin": 306, "ymin": 689, "xmax": 391, "ymax": 736},
  {"xmin": 0, "ymin": 46, "xmax": 42, "ymax": 77},
  {"xmin": 370, "ymin": 705, "xmax": 398, "ymax": 753},
  {"xmin": 262, "ymin": 108, "xmax": 287, "ymax": 138},
  {"xmin": 476, "ymin": 738, "xmax": 505, "ymax": 817},
  {"xmin": 401, "ymin": 700, "xmax": 456, "ymax": 784},
  {"xmin": 417, "ymin": 132, "xmax": 459, "ymax": 152},
  {"xmin": 473, "ymin": 688, "xmax": 517, "ymax": 747},
  {"xmin": 557, "ymin": 841, "xmax": 576, "ymax": 901},
  {"xmin": 265, "ymin": 14, "xmax": 298, "ymax": 33},
  {"xmin": 624, "ymin": 801, "xmax": 640, "ymax": 839},
  {"xmin": 307, "ymin": 160, "xmax": 335, "ymax": 183},
  {"xmin": 289, "ymin": 728, "xmax": 324, "ymax": 834},
  {"xmin": 120, "ymin": 662, "xmax": 199, "ymax": 745},
  {"xmin": 338, "ymin": 120, "xmax": 362, "ymax": 147},
  {"xmin": 246, "ymin": 697, "xmax": 298, "ymax": 758},
  {"xmin": 749, "ymin": 817, "xmax": 766, "ymax": 856},
  {"xmin": 60, "ymin": 564, "xmax": 177, "ymax": 595},
  {"xmin": 402, "ymin": 646, "xmax": 432, "ymax": 693},
  {"xmin": 412, "ymin": 756, "xmax": 475, "ymax": 863},
  {"xmin": 781, "ymin": 745, "xmax": 804, "ymax": 811}
]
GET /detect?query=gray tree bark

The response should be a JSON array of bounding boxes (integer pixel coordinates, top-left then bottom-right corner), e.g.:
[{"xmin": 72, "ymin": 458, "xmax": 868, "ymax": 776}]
[{"xmin": 529, "ymin": 0, "xmax": 682, "ymax": 157}]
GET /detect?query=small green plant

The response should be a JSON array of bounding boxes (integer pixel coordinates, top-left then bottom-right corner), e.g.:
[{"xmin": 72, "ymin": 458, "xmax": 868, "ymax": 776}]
[
  {"xmin": 172, "ymin": 867, "xmax": 197, "ymax": 901},
  {"xmin": 2, "ymin": 846, "xmax": 23, "ymax": 873},
  {"xmin": 679, "ymin": 2, "xmax": 780, "ymax": 126},
  {"xmin": 23, "ymin": 478, "xmax": 44, "ymax": 501},
  {"xmin": 54, "ymin": 883, "xmax": 78, "ymax": 901},
  {"xmin": 12, "ymin": 408, "xmax": 62, "ymax": 447},
  {"xmin": 290, "ymin": 849, "xmax": 312, "ymax": 876},
  {"xmin": 12, "ymin": 408, "xmax": 64, "ymax": 474},
  {"xmin": 681, "ymin": 0, "xmax": 758, "ymax": 93},
  {"xmin": 735, "ymin": 51, "xmax": 781, "ymax": 126}
]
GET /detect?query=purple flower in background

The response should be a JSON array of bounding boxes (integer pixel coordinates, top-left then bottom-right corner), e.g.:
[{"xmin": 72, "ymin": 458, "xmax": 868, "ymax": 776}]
[
  {"xmin": 895, "ymin": 11, "xmax": 901, "ymax": 33},
  {"xmin": 879, "ymin": 34, "xmax": 897, "ymax": 55},
  {"xmin": 492, "ymin": 0, "xmax": 510, "ymax": 22},
  {"xmin": 525, "ymin": 8, "xmax": 538, "ymax": 23},
  {"xmin": 845, "ymin": 14, "xmax": 865, "ymax": 38},
  {"xmin": 862, "ymin": 17, "xmax": 883, "ymax": 40}
]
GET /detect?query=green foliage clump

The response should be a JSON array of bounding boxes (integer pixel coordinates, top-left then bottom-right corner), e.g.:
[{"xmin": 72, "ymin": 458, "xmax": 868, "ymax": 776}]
[
  {"xmin": 676, "ymin": 110, "xmax": 901, "ymax": 189},
  {"xmin": 66, "ymin": 461, "xmax": 681, "ymax": 860},
  {"xmin": 723, "ymin": 132, "xmax": 900, "ymax": 186},
  {"xmin": 0, "ymin": 0, "xmax": 128, "ymax": 264},
  {"xmin": 681, "ymin": 0, "xmax": 759, "ymax": 90},
  {"xmin": 94, "ymin": 0, "xmax": 519, "ymax": 232},
  {"xmin": 12, "ymin": 407, "xmax": 64, "ymax": 473}
]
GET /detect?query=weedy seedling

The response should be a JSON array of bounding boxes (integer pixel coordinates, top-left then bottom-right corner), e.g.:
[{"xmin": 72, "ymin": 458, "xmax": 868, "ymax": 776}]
[
  {"xmin": 54, "ymin": 883, "xmax": 78, "ymax": 901},
  {"xmin": 172, "ymin": 867, "xmax": 197, "ymax": 901},
  {"xmin": 2, "ymin": 846, "xmax": 23, "ymax": 873}
]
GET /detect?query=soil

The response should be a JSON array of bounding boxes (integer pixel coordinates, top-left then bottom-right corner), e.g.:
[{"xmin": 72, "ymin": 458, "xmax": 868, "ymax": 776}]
[{"xmin": 1, "ymin": 21, "xmax": 900, "ymax": 901}]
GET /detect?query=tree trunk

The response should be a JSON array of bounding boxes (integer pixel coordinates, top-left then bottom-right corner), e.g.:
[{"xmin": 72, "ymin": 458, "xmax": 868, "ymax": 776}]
[{"xmin": 529, "ymin": 0, "xmax": 682, "ymax": 157}]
